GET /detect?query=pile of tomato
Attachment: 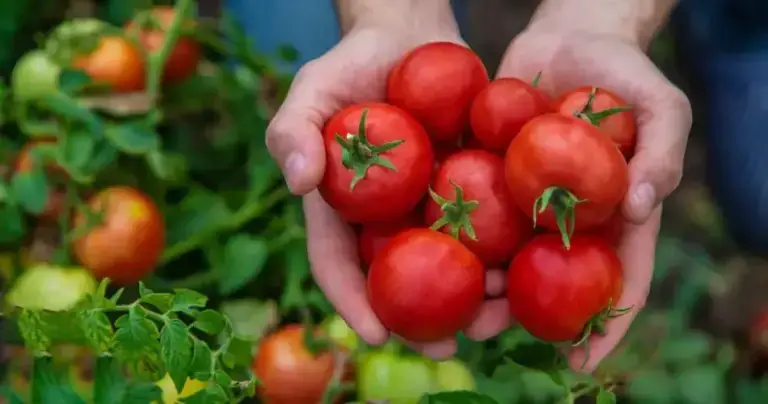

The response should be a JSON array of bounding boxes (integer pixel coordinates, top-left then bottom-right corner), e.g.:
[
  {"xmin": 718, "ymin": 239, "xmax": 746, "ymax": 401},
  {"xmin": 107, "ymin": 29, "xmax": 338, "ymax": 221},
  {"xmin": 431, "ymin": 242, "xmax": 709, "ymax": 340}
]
[{"xmin": 320, "ymin": 42, "xmax": 636, "ymax": 352}]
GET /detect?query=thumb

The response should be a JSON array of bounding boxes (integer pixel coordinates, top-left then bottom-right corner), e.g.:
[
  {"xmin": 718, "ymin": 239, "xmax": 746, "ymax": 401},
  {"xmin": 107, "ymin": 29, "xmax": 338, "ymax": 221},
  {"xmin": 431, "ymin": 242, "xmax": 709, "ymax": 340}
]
[
  {"xmin": 623, "ymin": 88, "xmax": 691, "ymax": 224},
  {"xmin": 266, "ymin": 65, "xmax": 336, "ymax": 195}
]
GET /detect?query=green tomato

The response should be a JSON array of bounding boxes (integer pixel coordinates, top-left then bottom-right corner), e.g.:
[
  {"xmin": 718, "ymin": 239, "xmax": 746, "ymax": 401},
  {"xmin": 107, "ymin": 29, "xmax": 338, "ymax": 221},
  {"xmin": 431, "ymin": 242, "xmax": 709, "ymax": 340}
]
[
  {"xmin": 357, "ymin": 352, "xmax": 436, "ymax": 404},
  {"xmin": 321, "ymin": 314, "xmax": 359, "ymax": 351},
  {"xmin": 11, "ymin": 50, "xmax": 61, "ymax": 102},
  {"xmin": 7, "ymin": 264, "xmax": 96, "ymax": 311},
  {"xmin": 433, "ymin": 359, "xmax": 476, "ymax": 392}
]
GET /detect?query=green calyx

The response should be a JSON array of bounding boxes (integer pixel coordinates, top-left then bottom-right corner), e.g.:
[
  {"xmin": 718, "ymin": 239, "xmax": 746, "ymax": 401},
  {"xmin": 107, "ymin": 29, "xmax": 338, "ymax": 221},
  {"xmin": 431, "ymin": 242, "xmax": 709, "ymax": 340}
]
[
  {"xmin": 574, "ymin": 86, "xmax": 633, "ymax": 127},
  {"xmin": 533, "ymin": 186, "xmax": 586, "ymax": 249},
  {"xmin": 429, "ymin": 181, "xmax": 479, "ymax": 241},
  {"xmin": 572, "ymin": 300, "xmax": 632, "ymax": 369},
  {"xmin": 531, "ymin": 71, "xmax": 543, "ymax": 88},
  {"xmin": 334, "ymin": 108, "xmax": 404, "ymax": 190}
]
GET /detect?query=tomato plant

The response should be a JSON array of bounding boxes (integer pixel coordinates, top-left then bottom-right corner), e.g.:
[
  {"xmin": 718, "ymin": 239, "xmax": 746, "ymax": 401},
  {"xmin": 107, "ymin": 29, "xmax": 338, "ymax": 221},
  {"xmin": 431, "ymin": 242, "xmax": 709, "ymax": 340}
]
[
  {"xmin": 505, "ymin": 113, "xmax": 629, "ymax": 248},
  {"xmin": 319, "ymin": 103, "xmax": 434, "ymax": 223},
  {"xmin": 387, "ymin": 42, "xmax": 489, "ymax": 145},
  {"xmin": 367, "ymin": 228, "xmax": 485, "ymax": 342},
  {"xmin": 425, "ymin": 149, "xmax": 531, "ymax": 266}
]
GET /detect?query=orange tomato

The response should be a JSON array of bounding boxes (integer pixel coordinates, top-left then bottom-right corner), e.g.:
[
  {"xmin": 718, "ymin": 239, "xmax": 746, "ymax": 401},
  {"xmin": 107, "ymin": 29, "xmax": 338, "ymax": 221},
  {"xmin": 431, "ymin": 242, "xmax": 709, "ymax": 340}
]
[{"xmin": 73, "ymin": 36, "xmax": 145, "ymax": 93}]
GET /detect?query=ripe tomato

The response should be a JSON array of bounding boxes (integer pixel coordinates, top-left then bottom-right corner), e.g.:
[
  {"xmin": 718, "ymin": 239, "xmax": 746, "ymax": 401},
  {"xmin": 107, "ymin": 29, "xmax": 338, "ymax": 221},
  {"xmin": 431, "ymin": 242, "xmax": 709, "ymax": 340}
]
[
  {"xmin": 367, "ymin": 228, "xmax": 485, "ymax": 342},
  {"xmin": 387, "ymin": 42, "xmax": 488, "ymax": 144},
  {"xmin": 73, "ymin": 36, "xmax": 144, "ymax": 93},
  {"xmin": 253, "ymin": 324, "xmax": 347, "ymax": 404},
  {"xmin": 469, "ymin": 77, "xmax": 551, "ymax": 154},
  {"xmin": 749, "ymin": 310, "xmax": 768, "ymax": 355},
  {"xmin": 425, "ymin": 149, "xmax": 531, "ymax": 266},
  {"xmin": 588, "ymin": 211, "xmax": 623, "ymax": 245},
  {"xmin": 73, "ymin": 186, "xmax": 164, "ymax": 285},
  {"xmin": 553, "ymin": 86, "xmax": 636, "ymax": 157},
  {"xmin": 358, "ymin": 214, "xmax": 422, "ymax": 267},
  {"xmin": 11, "ymin": 50, "xmax": 61, "ymax": 102},
  {"xmin": 505, "ymin": 113, "xmax": 629, "ymax": 248},
  {"xmin": 14, "ymin": 138, "xmax": 69, "ymax": 222},
  {"xmin": 507, "ymin": 235, "xmax": 625, "ymax": 343},
  {"xmin": 125, "ymin": 6, "xmax": 200, "ymax": 85},
  {"xmin": 319, "ymin": 103, "xmax": 433, "ymax": 223}
]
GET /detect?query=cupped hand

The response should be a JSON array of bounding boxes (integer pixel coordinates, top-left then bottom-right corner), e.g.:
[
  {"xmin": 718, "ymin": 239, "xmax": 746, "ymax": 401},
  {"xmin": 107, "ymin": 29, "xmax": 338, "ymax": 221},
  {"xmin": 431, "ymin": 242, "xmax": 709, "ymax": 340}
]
[
  {"xmin": 266, "ymin": 25, "xmax": 509, "ymax": 359},
  {"xmin": 494, "ymin": 25, "xmax": 691, "ymax": 371}
]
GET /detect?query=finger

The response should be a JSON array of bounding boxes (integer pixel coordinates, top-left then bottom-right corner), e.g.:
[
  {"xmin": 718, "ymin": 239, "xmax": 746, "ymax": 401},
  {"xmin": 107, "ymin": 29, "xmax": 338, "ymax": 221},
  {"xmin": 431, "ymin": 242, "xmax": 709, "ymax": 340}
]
[
  {"xmin": 464, "ymin": 298, "xmax": 513, "ymax": 341},
  {"xmin": 304, "ymin": 191, "xmax": 389, "ymax": 346},
  {"xmin": 568, "ymin": 206, "xmax": 661, "ymax": 372},
  {"xmin": 485, "ymin": 268, "xmax": 507, "ymax": 297},
  {"xmin": 400, "ymin": 337, "xmax": 458, "ymax": 360},
  {"xmin": 266, "ymin": 63, "xmax": 338, "ymax": 195},
  {"xmin": 624, "ymin": 86, "xmax": 691, "ymax": 224}
]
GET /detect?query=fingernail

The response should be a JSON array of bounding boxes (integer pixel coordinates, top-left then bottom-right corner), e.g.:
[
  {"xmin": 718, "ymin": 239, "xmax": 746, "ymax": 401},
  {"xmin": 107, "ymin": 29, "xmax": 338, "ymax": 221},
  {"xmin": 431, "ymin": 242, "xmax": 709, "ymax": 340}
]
[
  {"xmin": 283, "ymin": 152, "xmax": 306, "ymax": 193},
  {"xmin": 630, "ymin": 183, "xmax": 656, "ymax": 219}
]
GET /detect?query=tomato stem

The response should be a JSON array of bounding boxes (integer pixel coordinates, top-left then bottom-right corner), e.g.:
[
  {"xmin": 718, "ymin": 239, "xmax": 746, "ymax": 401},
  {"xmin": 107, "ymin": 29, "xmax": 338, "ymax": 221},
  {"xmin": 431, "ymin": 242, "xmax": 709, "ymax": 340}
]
[
  {"xmin": 334, "ymin": 108, "xmax": 404, "ymax": 191},
  {"xmin": 572, "ymin": 299, "xmax": 633, "ymax": 369},
  {"xmin": 146, "ymin": 0, "xmax": 194, "ymax": 98},
  {"xmin": 533, "ymin": 186, "xmax": 585, "ymax": 249},
  {"xmin": 531, "ymin": 71, "xmax": 543, "ymax": 88},
  {"xmin": 574, "ymin": 86, "xmax": 633, "ymax": 127},
  {"xmin": 428, "ymin": 181, "xmax": 479, "ymax": 241}
]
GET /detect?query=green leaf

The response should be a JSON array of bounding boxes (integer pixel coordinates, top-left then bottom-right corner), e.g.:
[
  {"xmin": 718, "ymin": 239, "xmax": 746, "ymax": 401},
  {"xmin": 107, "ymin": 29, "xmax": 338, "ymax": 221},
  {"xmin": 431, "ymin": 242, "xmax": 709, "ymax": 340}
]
[
  {"xmin": 30, "ymin": 357, "xmax": 86, "ymax": 404},
  {"xmin": 184, "ymin": 384, "xmax": 229, "ymax": 404},
  {"xmin": 0, "ymin": 202, "xmax": 26, "ymax": 243},
  {"xmin": 105, "ymin": 121, "xmax": 159, "ymax": 155},
  {"xmin": 140, "ymin": 293, "xmax": 174, "ymax": 313},
  {"xmin": 114, "ymin": 305, "xmax": 160, "ymax": 353},
  {"xmin": 220, "ymin": 299, "xmax": 279, "ymax": 342},
  {"xmin": 171, "ymin": 288, "xmax": 208, "ymax": 315},
  {"xmin": 189, "ymin": 338, "xmax": 214, "ymax": 381},
  {"xmin": 39, "ymin": 91, "xmax": 102, "ymax": 132},
  {"xmin": 419, "ymin": 391, "xmax": 499, "ymax": 404},
  {"xmin": 193, "ymin": 309, "xmax": 226, "ymax": 335},
  {"xmin": 10, "ymin": 166, "xmax": 49, "ymax": 214},
  {"xmin": 58, "ymin": 129, "xmax": 95, "ymax": 173},
  {"xmin": 92, "ymin": 356, "xmax": 127, "ymax": 404},
  {"xmin": 217, "ymin": 234, "xmax": 269, "ymax": 295},
  {"xmin": 676, "ymin": 365, "xmax": 726, "ymax": 404},
  {"xmin": 596, "ymin": 388, "xmax": 617, "ymax": 404},
  {"xmin": 276, "ymin": 44, "xmax": 300, "ymax": 63},
  {"xmin": 59, "ymin": 68, "xmax": 92, "ymax": 94},
  {"xmin": 165, "ymin": 188, "xmax": 232, "ymax": 246},
  {"xmin": 122, "ymin": 382, "xmax": 162, "ymax": 404},
  {"xmin": 77, "ymin": 309, "xmax": 114, "ymax": 353},
  {"xmin": 160, "ymin": 319, "xmax": 193, "ymax": 392},
  {"xmin": 146, "ymin": 149, "xmax": 187, "ymax": 183},
  {"xmin": 628, "ymin": 370, "xmax": 677, "ymax": 403},
  {"xmin": 506, "ymin": 340, "xmax": 567, "ymax": 372},
  {"xmin": 213, "ymin": 370, "xmax": 233, "ymax": 397},
  {"xmin": 659, "ymin": 331, "xmax": 712, "ymax": 367},
  {"xmin": 18, "ymin": 310, "xmax": 51, "ymax": 354}
]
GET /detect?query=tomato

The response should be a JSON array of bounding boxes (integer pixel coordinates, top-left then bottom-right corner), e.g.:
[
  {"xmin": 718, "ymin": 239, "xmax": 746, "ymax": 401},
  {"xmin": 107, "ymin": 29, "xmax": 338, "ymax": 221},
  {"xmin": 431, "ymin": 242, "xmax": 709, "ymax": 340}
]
[
  {"xmin": 425, "ymin": 149, "xmax": 531, "ymax": 266},
  {"xmin": 319, "ymin": 103, "xmax": 434, "ymax": 223},
  {"xmin": 253, "ymin": 324, "xmax": 348, "ymax": 404},
  {"xmin": 73, "ymin": 36, "xmax": 145, "ymax": 93},
  {"xmin": 357, "ymin": 352, "xmax": 433, "ymax": 404},
  {"xmin": 367, "ymin": 228, "xmax": 485, "ymax": 342},
  {"xmin": 504, "ymin": 113, "xmax": 629, "ymax": 248},
  {"xmin": 506, "ymin": 235, "xmax": 625, "ymax": 342},
  {"xmin": 73, "ymin": 186, "xmax": 164, "ymax": 285},
  {"xmin": 387, "ymin": 42, "xmax": 488, "ymax": 144},
  {"xmin": 588, "ymin": 211, "xmax": 623, "ymax": 245},
  {"xmin": 358, "ymin": 214, "xmax": 422, "ymax": 267},
  {"xmin": 125, "ymin": 6, "xmax": 200, "ymax": 85},
  {"xmin": 6, "ymin": 265, "xmax": 96, "ymax": 311},
  {"xmin": 13, "ymin": 138, "xmax": 69, "ymax": 223},
  {"xmin": 469, "ymin": 77, "xmax": 552, "ymax": 154},
  {"xmin": 155, "ymin": 373, "xmax": 208, "ymax": 404},
  {"xmin": 322, "ymin": 314, "xmax": 360, "ymax": 352},
  {"xmin": 750, "ymin": 310, "xmax": 768, "ymax": 355},
  {"xmin": 11, "ymin": 50, "xmax": 61, "ymax": 102},
  {"xmin": 433, "ymin": 360, "xmax": 476, "ymax": 392},
  {"xmin": 553, "ymin": 86, "xmax": 636, "ymax": 157}
]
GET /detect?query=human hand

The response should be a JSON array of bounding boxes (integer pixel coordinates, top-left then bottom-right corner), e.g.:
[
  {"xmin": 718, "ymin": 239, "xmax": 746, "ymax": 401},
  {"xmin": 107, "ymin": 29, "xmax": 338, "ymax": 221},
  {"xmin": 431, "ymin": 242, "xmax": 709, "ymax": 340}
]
[
  {"xmin": 494, "ymin": 6, "xmax": 691, "ymax": 372},
  {"xmin": 265, "ymin": 6, "xmax": 509, "ymax": 359}
]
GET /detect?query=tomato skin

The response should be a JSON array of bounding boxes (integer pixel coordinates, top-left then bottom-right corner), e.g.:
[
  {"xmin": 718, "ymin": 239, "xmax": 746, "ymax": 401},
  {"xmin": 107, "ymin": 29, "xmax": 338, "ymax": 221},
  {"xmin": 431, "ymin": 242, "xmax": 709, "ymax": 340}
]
[
  {"xmin": 73, "ymin": 186, "xmax": 164, "ymax": 285},
  {"xmin": 387, "ymin": 42, "xmax": 489, "ymax": 144},
  {"xmin": 367, "ymin": 228, "xmax": 485, "ymax": 342},
  {"xmin": 73, "ymin": 36, "xmax": 145, "ymax": 93},
  {"xmin": 358, "ymin": 214, "xmax": 422, "ymax": 267},
  {"xmin": 425, "ymin": 149, "xmax": 531, "ymax": 266},
  {"xmin": 357, "ymin": 351, "xmax": 435, "ymax": 404},
  {"xmin": 588, "ymin": 212, "xmax": 623, "ymax": 246},
  {"xmin": 553, "ymin": 86, "xmax": 636, "ymax": 157},
  {"xmin": 749, "ymin": 310, "xmax": 768, "ymax": 355},
  {"xmin": 469, "ymin": 78, "xmax": 552, "ymax": 154},
  {"xmin": 6, "ymin": 265, "xmax": 96, "ymax": 311},
  {"xmin": 125, "ymin": 6, "xmax": 200, "ymax": 85},
  {"xmin": 253, "ymin": 324, "xmax": 346, "ymax": 404},
  {"xmin": 11, "ymin": 50, "xmax": 61, "ymax": 102},
  {"xmin": 322, "ymin": 314, "xmax": 360, "ymax": 352},
  {"xmin": 507, "ymin": 235, "xmax": 623, "ymax": 341},
  {"xmin": 319, "ymin": 103, "xmax": 434, "ymax": 224},
  {"xmin": 505, "ymin": 113, "xmax": 629, "ymax": 232}
]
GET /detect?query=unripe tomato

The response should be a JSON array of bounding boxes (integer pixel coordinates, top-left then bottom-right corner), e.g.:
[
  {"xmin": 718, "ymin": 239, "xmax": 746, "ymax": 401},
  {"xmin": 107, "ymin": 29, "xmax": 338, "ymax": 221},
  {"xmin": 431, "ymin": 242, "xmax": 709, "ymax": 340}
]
[
  {"xmin": 321, "ymin": 314, "xmax": 360, "ymax": 352},
  {"xmin": 387, "ymin": 42, "xmax": 489, "ymax": 144},
  {"xmin": 367, "ymin": 229, "xmax": 485, "ymax": 342},
  {"xmin": 433, "ymin": 359, "xmax": 476, "ymax": 392},
  {"xmin": 7, "ymin": 265, "xmax": 96, "ymax": 311},
  {"xmin": 357, "ymin": 351, "xmax": 435, "ymax": 404},
  {"xmin": 73, "ymin": 186, "xmax": 164, "ymax": 285},
  {"xmin": 125, "ymin": 6, "xmax": 200, "ymax": 85},
  {"xmin": 73, "ymin": 36, "xmax": 145, "ymax": 93},
  {"xmin": 11, "ymin": 50, "xmax": 61, "ymax": 102}
]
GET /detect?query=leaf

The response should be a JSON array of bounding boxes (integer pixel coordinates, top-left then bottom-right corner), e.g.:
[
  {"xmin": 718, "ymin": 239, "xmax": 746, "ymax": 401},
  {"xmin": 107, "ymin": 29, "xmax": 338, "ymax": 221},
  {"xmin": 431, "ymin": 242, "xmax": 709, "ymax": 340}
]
[
  {"xmin": 596, "ymin": 388, "xmax": 617, "ymax": 404},
  {"xmin": 659, "ymin": 331, "xmax": 712, "ymax": 367},
  {"xmin": 30, "ymin": 356, "xmax": 86, "ymax": 404},
  {"xmin": 58, "ymin": 68, "xmax": 91, "ymax": 94},
  {"xmin": 506, "ymin": 340, "xmax": 567, "ymax": 372},
  {"xmin": 676, "ymin": 365, "xmax": 726, "ymax": 404},
  {"xmin": 10, "ymin": 166, "xmax": 49, "ymax": 214},
  {"xmin": 146, "ymin": 149, "xmax": 187, "ymax": 183},
  {"xmin": 92, "ymin": 356, "xmax": 127, "ymax": 404},
  {"xmin": 140, "ymin": 293, "xmax": 174, "ymax": 313},
  {"xmin": 219, "ymin": 299, "xmax": 279, "ymax": 342},
  {"xmin": 217, "ymin": 234, "xmax": 269, "ymax": 295},
  {"xmin": 160, "ymin": 319, "xmax": 193, "ymax": 392},
  {"xmin": 171, "ymin": 288, "xmax": 208, "ymax": 315},
  {"xmin": 276, "ymin": 44, "xmax": 299, "ymax": 62},
  {"xmin": 39, "ymin": 91, "xmax": 102, "ymax": 133},
  {"xmin": 0, "ymin": 202, "xmax": 26, "ymax": 243},
  {"xmin": 184, "ymin": 384, "xmax": 229, "ymax": 404},
  {"xmin": 18, "ymin": 310, "xmax": 51, "ymax": 354},
  {"xmin": 419, "ymin": 391, "xmax": 499, "ymax": 404},
  {"xmin": 165, "ymin": 188, "xmax": 232, "ymax": 246},
  {"xmin": 77, "ymin": 309, "xmax": 114, "ymax": 353},
  {"xmin": 105, "ymin": 121, "xmax": 160, "ymax": 155},
  {"xmin": 189, "ymin": 338, "xmax": 214, "ymax": 381},
  {"xmin": 628, "ymin": 369, "xmax": 677, "ymax": 403},
  {"xmin": 193, "ymin": 309, "xmax": 226, "ymax": 335},
  {"xmin": 58, "ymin": 129, "xmax": 95, "ymax": 173},
  {"xmin": 114, "ymin": 305, "xmax": 160, "ymax": 354},
  {"xmin": 213, "ymin": 370, "xmax": 233, "ymax": 398},
  {"xmin": 122, "ymin": 382, "xmax": 162, "ymax": 404}
]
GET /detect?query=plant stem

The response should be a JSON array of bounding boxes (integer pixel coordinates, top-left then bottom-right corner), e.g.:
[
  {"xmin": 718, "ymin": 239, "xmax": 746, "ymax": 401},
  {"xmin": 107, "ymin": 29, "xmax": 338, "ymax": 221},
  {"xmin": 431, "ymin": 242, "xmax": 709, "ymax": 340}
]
[{"xmin": 146, "ymin": 0, "xmax": 194, "ymax": 98}]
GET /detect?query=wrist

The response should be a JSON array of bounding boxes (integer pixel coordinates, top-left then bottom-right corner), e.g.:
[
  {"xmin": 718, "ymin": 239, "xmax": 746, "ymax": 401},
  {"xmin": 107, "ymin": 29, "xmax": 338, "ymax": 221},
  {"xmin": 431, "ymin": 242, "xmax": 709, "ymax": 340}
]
[
  {"xmin": 336, "ymin": 0, "xmax": 459, "ymax": 38},
  {"xmin": 529, "ymin": 0, "xmax": 676, "ymax": 50}
]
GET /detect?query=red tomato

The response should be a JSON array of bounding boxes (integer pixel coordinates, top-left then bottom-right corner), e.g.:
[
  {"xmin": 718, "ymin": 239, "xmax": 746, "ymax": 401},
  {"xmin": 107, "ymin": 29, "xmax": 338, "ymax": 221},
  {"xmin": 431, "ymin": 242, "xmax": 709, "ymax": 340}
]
[
  {"xmin": 469, "ymin": 78, "xmax": 552, "ymax": 154},
  {"xmin": 553, "ymin": 86, "xmax": 636, "ymax": 157},
  {"xmin": 507, "ymin": 235, "xmax": 625, "ymax": 342},
  {"xmin": 358, "ymin": 214, "xmax": 422, "ymax": 267},
  {"xmin": 14, "ymin": 138, "xmax": 69, "ymax": 223},
  {"xmin": 588, "ymin": 212, "xmax": 623, "ymax": 246},
  {"xmin": 319, "ymin": 103, "xmax": 434, "ymax": 223},
  {"xmin": 504, "ymin": 113, "xmax": 629, "ymax": 248},
  {"xmin": 125, "ymin": 6, "xmax": 200, "ymax": 85},
  {"xmin": 387, "ymin": 42, "xmax": 489, "ymax": 144},
  {"xmin": 750, "ymin": 310, "xmax": 768, "ymax": 354},
  {"xmin": 367, "ymin": 229, "xmax": 485, "ymax": 342},
  {"xmin": 253, "ymin": 324, "xmax": 349, "ymax": 404},
  {"xmin": 72, "ymin": 36, "xmax": 145, "ymax": 93},
  {"xmin": 425, "ymin": 150, "xmax": 531, "ymax": 266}
]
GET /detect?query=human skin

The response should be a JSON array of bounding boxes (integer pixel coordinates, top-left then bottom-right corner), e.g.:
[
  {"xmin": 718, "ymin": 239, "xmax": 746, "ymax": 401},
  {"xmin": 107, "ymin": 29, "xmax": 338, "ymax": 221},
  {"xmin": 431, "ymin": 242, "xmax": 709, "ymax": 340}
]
[{"xmin": 265, "ymin": 0, "xmax": 692, "ymax": 370}]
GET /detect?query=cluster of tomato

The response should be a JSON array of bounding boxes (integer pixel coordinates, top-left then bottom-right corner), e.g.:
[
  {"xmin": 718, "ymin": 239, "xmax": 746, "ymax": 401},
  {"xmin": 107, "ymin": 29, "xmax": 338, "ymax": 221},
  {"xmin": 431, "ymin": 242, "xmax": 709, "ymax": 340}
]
[{"xmin": 318, "ymin": 42, "xmax": 636, "ymax": 350}]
